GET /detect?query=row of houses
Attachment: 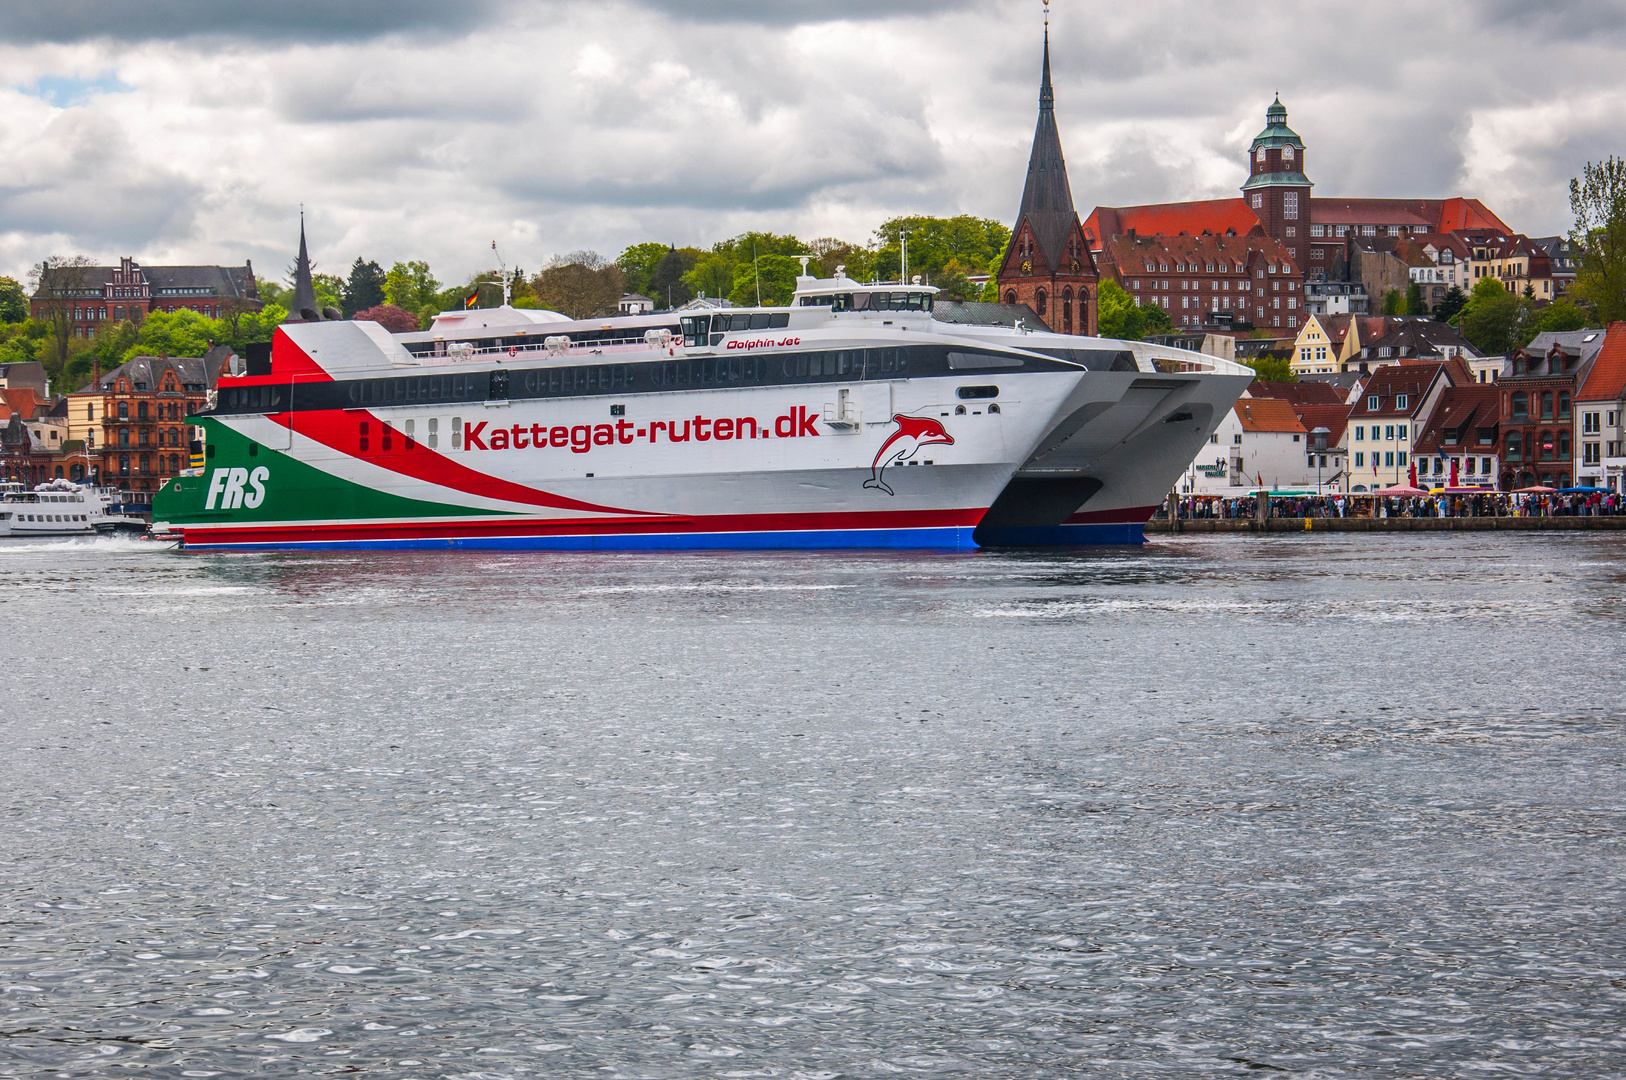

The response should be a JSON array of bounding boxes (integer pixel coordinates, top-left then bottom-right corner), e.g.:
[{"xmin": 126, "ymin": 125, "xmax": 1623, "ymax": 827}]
[{"xmin": 1182, "ymin": 324, "xmax": 1626, "ymax": 495}]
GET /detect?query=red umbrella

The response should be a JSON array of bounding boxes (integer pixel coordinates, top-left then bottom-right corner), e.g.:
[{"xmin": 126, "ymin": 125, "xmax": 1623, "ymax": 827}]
[{"xmin": 1449, "ymin": 457, "xmax": 1459, "ymax": 487}]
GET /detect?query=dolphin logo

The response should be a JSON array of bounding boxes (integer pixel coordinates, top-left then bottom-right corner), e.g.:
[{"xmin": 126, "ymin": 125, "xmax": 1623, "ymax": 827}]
[{"xmin": 864, "ymin": 414, "xmax": 954, "ymax": 496}]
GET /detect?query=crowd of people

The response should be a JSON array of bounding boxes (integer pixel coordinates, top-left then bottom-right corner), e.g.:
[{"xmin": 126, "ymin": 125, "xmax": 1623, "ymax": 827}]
[{"xmin": 1159, "ymin": 490, "xmax": 1626, "ymax": 521}]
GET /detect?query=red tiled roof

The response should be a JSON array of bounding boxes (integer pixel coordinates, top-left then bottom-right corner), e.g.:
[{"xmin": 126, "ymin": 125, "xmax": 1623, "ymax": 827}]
[
  {"xmin": 1438, "ymin": 198, "xmax": 1512, "ymax": 233},
  {"xmin": 1350, "ymin": 361, "xmax": 1450, "ymax": 418},
  {"xmin": 1083, "ymin": 199, "xmax": 1261, "ymax": 247},
  {"xmin": 0, "ymin": 388, "xmax": 45, "ymax": 420},
  {"xmin": 1412, "ymin": 385, "xmax": 1501, "ymax": 455},
  {"xmin": 1290, "ymin": 402, "xmax": 1353, "ymax": 445},
  {"xmin": 1577, "ymin": 322, "xmax": 1626, "ymax": 403},
  {"xmin": 1311, "ymin": 197, "xmax": 1511, "ymax": 233},
  {"xmin": 1234, "ymin": 397, "xmax": 1306, "ymax": 433},
  {"xmin": 1096, "ymin": 231, "xmax": 1299, "ymax": 277},
  {"xmin": 1250, "ymin": 380, "xmax": 1344, "ymax": 406}
]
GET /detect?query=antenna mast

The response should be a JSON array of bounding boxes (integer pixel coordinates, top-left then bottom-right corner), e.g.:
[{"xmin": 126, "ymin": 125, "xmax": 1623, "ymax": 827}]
[{"xmin": 491, "ymin": 240, "xmax": 512, "ymax": 306}]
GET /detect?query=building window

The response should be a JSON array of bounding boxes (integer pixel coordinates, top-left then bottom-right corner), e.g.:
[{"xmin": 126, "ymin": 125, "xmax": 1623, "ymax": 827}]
[
  {"xmin": 1284, "ymin": 192, "xmax": 1299, "ymax": 220},
  {"xmin": 118, "ymin": 402, "xmax": 129, "ymax": 420},
  {"xmin": 1368, "ymin": 395, "xmax": 1379, "ymax": 410},
  {"xmin": 1541, "ymin": 392, "xmax": 1554, "ymax": 420},
  {"xmin": 1251, "ymin": 193, "xmax": 1263, "ymax": 209},
  {"xmin": 1396, "ymin": 394, "xmax": 1407, "ymax": 410},
  {"xmin": 1558, "ymin": 431, "xmax": 1571, "ymax": 461},
  {"xmin": 1506, "ymin": 432, "xmax": 1521, "ymax": 461},
  {"xmin": 1385, "ymin": 451, "xmax": 1395, "ymax": 467},
  {"xmin": 1362, "ymin": 226, "xmax": 1377, "ymax": 236},
  {"xmin": 1511, "ymin": 392, "xmax": 1528, "ymax": 418},
  {"xmin": 1354, "ymin": 452, "xmax": 1364, "ymax": 467},
  {"xmin": 1558, "ymin": 391, "xmax": 1571, "ymax": 420}
]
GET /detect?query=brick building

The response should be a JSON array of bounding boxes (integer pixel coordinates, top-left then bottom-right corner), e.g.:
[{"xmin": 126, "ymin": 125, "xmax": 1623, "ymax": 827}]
[
  {"xmin": 1081, "ymin": 97, "xmax": 1514, "ymax": 289},
  {"xmin": 31, "ymin": 257, "xmax": 260, "ymax": 340},
  {"xmin": 1411, "ymin": 384, "xmax": 1502, "ymax": 489},
  {"xmin": 1498, "ymin": 331, "xmax": 1605, "ymax": 489},
  {"xmin": 1096, "ymin": 232, "xmax": 1301, "ymax": 332},
  {"xmin": 65, "ymin": 353, "xmax": 226, "ymax": 491},
  {"xmin": 994, "ymin": 29, "xmax": 1098, "ymax": 336}
]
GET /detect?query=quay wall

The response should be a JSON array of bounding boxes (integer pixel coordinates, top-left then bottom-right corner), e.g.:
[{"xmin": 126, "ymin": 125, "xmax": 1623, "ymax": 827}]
[{"xmin": 1147, "ymin": 517, "xmax": 1626, "ymax": 533}]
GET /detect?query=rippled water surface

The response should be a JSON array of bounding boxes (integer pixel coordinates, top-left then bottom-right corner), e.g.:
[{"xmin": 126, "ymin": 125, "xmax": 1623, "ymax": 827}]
[{"xmin": 2, "ymin": 532, "xmax": 1624, "ymax": 1078}]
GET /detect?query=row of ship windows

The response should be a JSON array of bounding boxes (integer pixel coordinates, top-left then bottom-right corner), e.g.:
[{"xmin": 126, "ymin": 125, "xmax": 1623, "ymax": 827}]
[
  {"xmin": 216, "ymin": 348, "xmax": 933, "ymax": 413},
  {"xmin": 1, "ymin": 513, "xmax": 89, "ymax": 522}
]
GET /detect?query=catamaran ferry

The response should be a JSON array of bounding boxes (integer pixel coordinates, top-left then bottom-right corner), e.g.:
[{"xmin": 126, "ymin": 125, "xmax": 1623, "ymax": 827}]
[{"xmin": 150, "ymin": 269, "xmax": 1252, "ymax": 550}]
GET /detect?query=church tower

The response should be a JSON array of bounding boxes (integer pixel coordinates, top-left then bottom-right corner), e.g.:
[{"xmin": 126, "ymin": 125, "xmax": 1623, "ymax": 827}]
[
  {"xmin": 995, "ymin": 21, "xmax": 1097, "ymax": 336},
  {"xmin": 1240, "ymin": 97, "xmax": 1312, "ymax": 268},
  {"xmin": 286, "ymin": 212, "xmax": 320, "ymax": 323}
]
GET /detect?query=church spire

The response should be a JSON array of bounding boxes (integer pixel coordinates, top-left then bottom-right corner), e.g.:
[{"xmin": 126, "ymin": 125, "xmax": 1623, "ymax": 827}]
[
  {"xmin": 288, "ymin": 211, "xmax": 319, "ymax": 322},
  {"xmin": 1014, "ymin": 10, "xmax": 1077, "ymax": 274}
]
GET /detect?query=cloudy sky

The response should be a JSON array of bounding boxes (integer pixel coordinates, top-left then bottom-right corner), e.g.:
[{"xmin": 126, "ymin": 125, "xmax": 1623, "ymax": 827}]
[{"xmin": 1, "ymin": 0, "xmax": 1621, "ymax": 289}]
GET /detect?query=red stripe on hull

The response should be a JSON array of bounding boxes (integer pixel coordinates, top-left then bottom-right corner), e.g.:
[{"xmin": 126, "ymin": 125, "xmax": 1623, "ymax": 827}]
[
  {"xmin": 270, "ymin": 409, "xmax": 651, "ymax": 516},
  {"xmin": 1063, "ymin": 505, "xmax": 1158, "ymax": 525},
  {"xmin": 179, "ymin": 507, "xmax": 986, "ymax": 546}
]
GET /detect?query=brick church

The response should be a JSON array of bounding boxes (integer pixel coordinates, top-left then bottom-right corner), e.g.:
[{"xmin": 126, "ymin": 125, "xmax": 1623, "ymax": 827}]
[{"xmin": 995, "ymin": 28, "xmax": 1098, "ymax": 337}]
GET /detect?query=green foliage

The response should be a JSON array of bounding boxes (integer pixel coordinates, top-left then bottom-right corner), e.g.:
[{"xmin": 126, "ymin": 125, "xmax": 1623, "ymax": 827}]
[
  {"xmin": 712, "ymin": 232, "xmax": 805, "ymax": 262},
  {"xmin": 1382, "ymin": 288, "xmax": 1404, "ymax": 315},
  {"xmin": 1405, "ymin": 282, "xmax": 1427, "ymax": 316},
  {"xmin": 383, "ymin": 261, "xmax": 440, "ymax": 312},
  {"xmin": 1141, "ymin": 302, "xmax": 1173, "ymax": 335},
  {"xmin": 0, "ymin": 319, "xmax": 46, "ymax": 368},
  {"xmin": 1434, "ymin": 285, "xmax": 1467, "ymax": 324},
  {"xmin": 123, "ymin": 309, "xmax": 216, "ymax": 361},
  {"xmin": 930, "ymin": 258, "xmax": 978, "ymax": 303},
  {"xmin": 872, "ymin": 215, "xmax": 1010, "ymax": 284},
  {"xmin": 980, "ymin": 251, "xmax": 1005, "ymax": 302},
  {"xmin": 312, "ymin": 274, "xmax": 344, "ymax": 312},
  {"xmin": 1520, "ymin": 300, "xmax": 1591, "ymax": 347},
  {"xmin": 342, "ymin": 259, "xmax": 386, "ymax": 317},
  {"xmin": 617, "ymin": 243, "xmax": 672, "ymax": 298},
  {"xmin": 1460, "ymin": 277, "xmax": 1528, "ymax": 355},
  {"xmin": 648, "ymin": 248, "xmax": 700, "ymax": 309},
  {"xmin": 682, "ymin": 254, "xmax": 736, "ymax": 301},
  {"xmin": 808, "ymin": 237, "xmax": 874, "ymax": 282},
  {"xmin": 1569, "ymin": 156, "xmax": 1626, "ymax": 323},
  {"xmin": 0, "ymin": 276, "xmax": 27, "ymax": 323},
  {"xmin": 728, "ymin": 254, "xmax": 801, "ymax": 306},
  {"xmin": 257, "ymin": 279, "xmax": 291, "ymax": 311},
  {"xmin": 1246, "ymin": 356, "xmax": 1297, "ymax": 383},
  {"xmin": 1096, "ymin": 279, "xmax": 1146, "ymax": 341}
]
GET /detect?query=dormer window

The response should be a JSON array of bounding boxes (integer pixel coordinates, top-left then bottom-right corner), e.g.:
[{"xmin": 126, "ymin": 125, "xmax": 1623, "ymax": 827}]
[{"xmin": 1396, "ymin": 394, "xmax": 1408, "ymax": 410}]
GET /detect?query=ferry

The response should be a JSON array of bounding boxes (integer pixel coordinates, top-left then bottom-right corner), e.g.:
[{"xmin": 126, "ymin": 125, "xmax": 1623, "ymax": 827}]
[
  {"xmin": 0, "ymin": 480, "xmax": 118, "ymax": 537},
  {"xmin": 151, "ymin": 269, "xmax": 1253, "ymax": 550}
]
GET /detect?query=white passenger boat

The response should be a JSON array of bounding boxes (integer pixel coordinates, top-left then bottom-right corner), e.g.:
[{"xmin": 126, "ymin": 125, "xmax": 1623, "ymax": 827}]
[{"xmin": 0, "ymin": 480, "xmax": 118, "ymax": 537}]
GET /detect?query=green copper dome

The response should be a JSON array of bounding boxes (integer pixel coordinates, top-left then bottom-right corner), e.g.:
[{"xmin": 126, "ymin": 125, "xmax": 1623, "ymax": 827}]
[{"xmin": 1251, "ymin": 95, "xmax": 1305, "ymax": 151}]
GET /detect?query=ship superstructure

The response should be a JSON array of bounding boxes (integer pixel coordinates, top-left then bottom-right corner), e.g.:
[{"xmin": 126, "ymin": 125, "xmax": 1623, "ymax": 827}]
[{"xmin": 151, "ymin": 269, "xmax": 1250, "ymax": 549}]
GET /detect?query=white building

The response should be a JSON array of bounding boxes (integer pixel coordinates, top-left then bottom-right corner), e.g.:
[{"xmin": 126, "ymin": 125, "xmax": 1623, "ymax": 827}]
[
  {"xmin": 618, "ymin": 293, "xmax": 654, "ymax": 315},
  {"xmin": 1182, "ymin": 397, "xmax": 1333, "ymax": 494}
]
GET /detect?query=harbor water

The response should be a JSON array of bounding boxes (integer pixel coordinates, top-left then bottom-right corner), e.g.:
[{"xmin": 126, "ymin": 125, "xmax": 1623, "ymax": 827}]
[{"xmin": 1, "ymin": 533, "xmax": 1623, "ymax": 1077}]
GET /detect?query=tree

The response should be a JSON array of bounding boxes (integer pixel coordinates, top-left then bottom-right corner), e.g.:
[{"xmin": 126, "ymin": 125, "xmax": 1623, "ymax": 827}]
[
  {"xmin": 341, "ymin": 258, "xmax": 386, "ymax": 317},
  {"xmin": 312, "ymin": 274, "xmax": 344, "ymax": 312},
  {"xmin": 1405, "ymin": 282, "xmax": 1427, "ymax": 316},
  {"xmin": 1246, "ymin": 356, "xmax": 1297, "ymax": 383},
  {"xmin": 1460, "ymin": 277, "xmax": 1527, "ymax": 355},
  {"xmin": 125, "ymin": 309, "xmax": 217, "ymax": 361},
  {"xmin": 1519, "ymin": 299, "xmax": 1591, "ymax": 347},
  {"xmin": 1141, "ymin": 302, "xmax": 1173, "ymax": 335},
  {"xmin": 29, "ymin": 255, "xmax": 94, "ymax": 380},
  {"xmin": 617, "ymin": 243, "xmax": 671, "ymax": 298},
  {"xmin": 872, "ymin": 215, "xmax": 1010, "ymax": 284},
  {"xmin": 257, "ymin": 279, "xmax": 291, "ymax": 310},
  {"xmin": 647, "ymin": 248, "xmax": 699, "ymax": 309},
  {"xmin": 0, "ymin": 277, "xmax": 27, "ymax": 323},
  {"xmin": 930, "ymin": 258, "xmax": 978, "ymax": 302},
  {"xmin": 980, "ymin": 250, "xmax": 1005, "ymax": 302},
  {"xmin": 728, "ymin": 254, "xmax": 801, "ymax": 307},
  {"xmin": 383, "ymin": 261, "xmax": 440, "ymax": 312},
  {"xmin": 1569, "ymin": 156, "xmax": 1626, "ymax": 323},
  {"xmin": 682, "ymin": 253, "xmax": 736, "ymax": 301},
  {"xmin": 1434, "ymin": 285, "xmax": 1467, "ymax": 324},
  {"xmin": 354, "ymin": 304, "xmax": 420, "ymax": 333},
  {"xmin": 1095, "ymin": 279, "xmax": 1146, "ymax": 340},
  {"xmin": 1382, "ymin": 288, "xmax": 1404, "ymax": 315},
  {"xmin": 531, "ymin": 257, "xmax": 624, "ymax": 319},
  {"xmin": 808, "ymin": 236, "xmax": 874, "ymax": 282}
]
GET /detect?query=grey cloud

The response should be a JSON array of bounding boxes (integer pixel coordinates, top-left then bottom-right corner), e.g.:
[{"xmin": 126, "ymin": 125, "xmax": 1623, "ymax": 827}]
[
  {"xmin": 625, "ymin": 0, "xmax": 976, "ymax": 26},
  {"xmin": 0, "ymin": 0, "xmax": 501, "ymax": 44}
]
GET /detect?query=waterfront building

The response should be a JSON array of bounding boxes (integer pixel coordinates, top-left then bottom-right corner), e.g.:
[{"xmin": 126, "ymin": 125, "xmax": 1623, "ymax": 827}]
[
  {"xmin": 30, "ymin": 256, "xmax": 260, "ymax": 340},
  {"xmin": 1411, "ymin": 385, "xmax": 1502, "ymax": 489},
  {"xmin": 65, "ymin": 354, "xmax": 225, "ymax": 491},
  {"xmin": 1501, "ymin": 330, "xmax": 1606, "ymax": 490},
  {"xmin": 1290, "ymin": 314, "xmax": 1386, "ymax": 376},
  {"xmin": 1184, "ymin": 396, "xmax": 1317, "ymax": 495},
  {"xmin": 1572, "ymin": 323, "xmax": 1626, "ymax": 491},
  {"xmin": 1345, "ymin": 361, "xmax": 1458, "ymax": 491},
  {"xmin": 994, "ymin": 28, "xmax": 1099, "ymax": 336}
]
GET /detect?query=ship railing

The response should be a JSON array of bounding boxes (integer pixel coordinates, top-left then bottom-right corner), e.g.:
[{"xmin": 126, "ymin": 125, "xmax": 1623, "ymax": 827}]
[{"xmin": 400, "ymin": 336, "xmax": 664, "ymax": 364}]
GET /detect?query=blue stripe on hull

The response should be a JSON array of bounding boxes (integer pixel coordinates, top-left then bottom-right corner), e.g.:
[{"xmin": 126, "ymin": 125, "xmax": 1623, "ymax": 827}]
[
  {"xmin": 971, "ymin": 522, "xmax": 1147, "ymax": 547},
  {"xmin": 181, "ymin": 525, "xmax": 981, "ymax": 553}
]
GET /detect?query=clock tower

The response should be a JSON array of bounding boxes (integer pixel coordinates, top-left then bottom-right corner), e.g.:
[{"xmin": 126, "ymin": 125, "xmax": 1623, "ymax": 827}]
[
  {"xmin": 1240, "ymin": 97, "xmax": 1313, "ymax": 269},
  {"xmin": 996, "ymin": 25, "xmax": 1097, "ymax": 336}
]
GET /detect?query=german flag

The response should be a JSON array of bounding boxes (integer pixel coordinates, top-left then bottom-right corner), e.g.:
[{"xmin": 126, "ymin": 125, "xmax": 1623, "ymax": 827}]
[{"xmin": 465, "ymin": 288, "xmax": 481, "ymax": 309}]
